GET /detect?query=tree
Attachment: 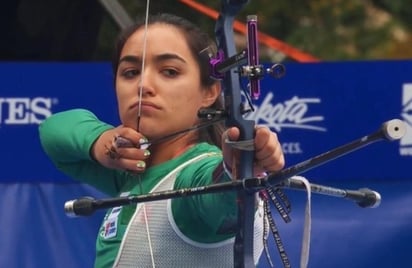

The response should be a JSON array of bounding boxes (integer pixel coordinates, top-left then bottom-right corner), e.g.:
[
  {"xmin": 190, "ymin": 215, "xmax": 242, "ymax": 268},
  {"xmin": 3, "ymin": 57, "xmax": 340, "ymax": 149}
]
[{"xmin": 2, "ymin": 0, "xmax": 412, "ymax": 61}]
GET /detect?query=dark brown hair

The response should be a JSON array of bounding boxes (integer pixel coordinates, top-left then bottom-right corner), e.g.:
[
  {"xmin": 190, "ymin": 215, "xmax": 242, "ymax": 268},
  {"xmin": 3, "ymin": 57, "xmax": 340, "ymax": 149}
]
[{"xmin": 112, "ymin": 13, "xmax": 225, "ymax": 148}]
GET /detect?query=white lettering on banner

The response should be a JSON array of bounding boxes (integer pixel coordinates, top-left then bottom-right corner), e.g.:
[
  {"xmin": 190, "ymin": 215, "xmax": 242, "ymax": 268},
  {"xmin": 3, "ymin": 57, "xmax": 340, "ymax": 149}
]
[
  {"xmin": 0, "ymin": 97, "xmax": 57, "ymax": 125},
  {"xmin": 245, "ymin": 92, "xmax": 326, "ymax": 132},
  {"xmin": 400, "ymin": 147, "xmax": 412, "ymax": 155},
  {"xmin": 282, "ymin": 142, "xmax": 302, "ymax": 154},
  {"xmin": 400, "ymin": 83, "xmax": 412, "ymax": 156}
]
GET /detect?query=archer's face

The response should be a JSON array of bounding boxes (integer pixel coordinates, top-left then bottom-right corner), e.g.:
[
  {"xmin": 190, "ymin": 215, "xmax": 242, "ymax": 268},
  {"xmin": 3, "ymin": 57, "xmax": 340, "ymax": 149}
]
[{"xmin": 115, "ymin": 23, "xmax": 216, "ymax": 140}]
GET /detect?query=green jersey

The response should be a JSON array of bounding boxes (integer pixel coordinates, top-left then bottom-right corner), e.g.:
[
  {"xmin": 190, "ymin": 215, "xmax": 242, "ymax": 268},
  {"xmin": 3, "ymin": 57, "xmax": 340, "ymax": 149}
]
[{"xmin": 39, "ymin": 109, "xmax": 243, "ymax": 268}]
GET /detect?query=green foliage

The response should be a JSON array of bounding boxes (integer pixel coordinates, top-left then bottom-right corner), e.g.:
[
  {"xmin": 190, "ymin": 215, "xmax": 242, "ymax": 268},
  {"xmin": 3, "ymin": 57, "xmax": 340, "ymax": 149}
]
[{"xmin": 96, "ymin": 0, "xmax": 412, "ymax": 61}]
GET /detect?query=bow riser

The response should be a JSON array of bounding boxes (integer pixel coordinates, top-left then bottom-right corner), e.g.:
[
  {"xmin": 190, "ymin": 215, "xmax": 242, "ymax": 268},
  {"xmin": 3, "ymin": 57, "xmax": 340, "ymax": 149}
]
[{"xmin": 215, "ymin": 1, "xmax": 257, "ymax": 267}]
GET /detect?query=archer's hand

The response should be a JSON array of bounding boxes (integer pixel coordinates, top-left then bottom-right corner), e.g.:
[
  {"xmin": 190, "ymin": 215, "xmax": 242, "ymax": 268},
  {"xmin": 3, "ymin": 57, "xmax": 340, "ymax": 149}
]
[
  {"xmin": 91, "ymin": 126, "xmax": 150, "ymax": 172},
  {"xmin": 222, "ymin": 126, "xmax": 285, "ymax": 176}
]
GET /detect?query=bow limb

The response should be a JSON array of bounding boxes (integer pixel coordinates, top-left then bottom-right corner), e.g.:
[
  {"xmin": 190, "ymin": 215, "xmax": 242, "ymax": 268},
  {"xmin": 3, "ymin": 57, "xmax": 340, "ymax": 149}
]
[{"xmin": 215, "ymin": 1, "xmax": 256, "ymax": 267}]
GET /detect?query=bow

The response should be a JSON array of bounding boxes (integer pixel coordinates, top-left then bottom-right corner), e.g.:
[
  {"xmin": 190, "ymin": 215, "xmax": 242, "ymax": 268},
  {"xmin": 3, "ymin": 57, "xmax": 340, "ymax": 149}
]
[
  {"xmin": 213, "ymin": 1, "xmax": 259, "ymax": 267},
  {"xmin": 64, "ymin": 1, "xmax": 407, "ymax": 268}
]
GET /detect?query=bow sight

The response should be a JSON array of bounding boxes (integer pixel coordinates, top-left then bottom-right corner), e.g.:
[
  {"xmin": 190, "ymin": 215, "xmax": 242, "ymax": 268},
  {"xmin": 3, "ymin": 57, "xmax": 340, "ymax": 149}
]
[{"xmin": 210, "ymin": 15, "xmax": 286, "ymax": 100}]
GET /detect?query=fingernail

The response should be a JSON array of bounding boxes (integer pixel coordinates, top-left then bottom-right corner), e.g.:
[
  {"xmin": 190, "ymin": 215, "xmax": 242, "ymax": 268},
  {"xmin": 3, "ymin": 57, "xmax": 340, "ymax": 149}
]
[
  {"xmin": 139, "ymin": 137, "xmax": 150, "ymax": 150},
  {"xmin": 136, "ymin": 161, "xmax": 146, "ymax": 169},
  {"xmin": 143, "ymin": 150, "xmax": 151, "ymax": 157}
]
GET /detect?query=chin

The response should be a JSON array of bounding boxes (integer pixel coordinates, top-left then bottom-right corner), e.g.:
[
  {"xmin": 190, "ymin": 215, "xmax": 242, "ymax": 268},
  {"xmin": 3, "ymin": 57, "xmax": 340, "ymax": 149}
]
[
  {"xmin": 121, "ymin": 120, "xmax": 138, "ymax": 130},
  {"xmin": 137, "ymin": 123, "xmax": 161, "ymax": 138}
]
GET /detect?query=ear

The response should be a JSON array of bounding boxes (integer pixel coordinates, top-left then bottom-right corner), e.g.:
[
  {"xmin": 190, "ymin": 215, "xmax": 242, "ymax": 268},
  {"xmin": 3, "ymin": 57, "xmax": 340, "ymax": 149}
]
[{"xmin": 201, "ymin": 82, "xmax": 222, "ymax": 107}]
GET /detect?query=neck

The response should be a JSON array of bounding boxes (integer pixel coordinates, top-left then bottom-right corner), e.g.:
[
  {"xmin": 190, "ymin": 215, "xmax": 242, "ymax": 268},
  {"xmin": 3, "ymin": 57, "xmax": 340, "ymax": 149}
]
[{"xmin": 146, "ymin": 133, "xmax": 197, "ymax": 166}]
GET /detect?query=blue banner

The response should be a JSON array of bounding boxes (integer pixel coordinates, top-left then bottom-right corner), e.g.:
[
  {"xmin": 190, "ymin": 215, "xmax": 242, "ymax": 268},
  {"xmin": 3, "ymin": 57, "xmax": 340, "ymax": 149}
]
[
  {"xmin": 1, "ymin": 61, "xmax": 412, "ymax": 268},
  {"xmin": 255, "ymin": 60, "xmax": 411, "ymax": 182},
  {"xmin": 1, "ymin": 61, "xmax": 410, "ymax": 182},
  {"xmin": 0, "ymin": 63, "xmax": 119, "ymax": 182}
]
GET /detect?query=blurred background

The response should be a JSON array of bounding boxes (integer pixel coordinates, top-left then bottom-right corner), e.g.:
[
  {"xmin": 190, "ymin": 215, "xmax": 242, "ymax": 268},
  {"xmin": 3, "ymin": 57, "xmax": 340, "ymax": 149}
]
[{"xmin": 2, "ymin": 0, "xmax": 412, "ymax": 62}]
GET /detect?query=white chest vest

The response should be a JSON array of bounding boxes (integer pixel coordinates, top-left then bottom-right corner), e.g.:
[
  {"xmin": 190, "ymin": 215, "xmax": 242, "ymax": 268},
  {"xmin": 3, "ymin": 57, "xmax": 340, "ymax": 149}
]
[{"xmin": 113, "ymin": 153, "xmax": 264, "ymax": 268}]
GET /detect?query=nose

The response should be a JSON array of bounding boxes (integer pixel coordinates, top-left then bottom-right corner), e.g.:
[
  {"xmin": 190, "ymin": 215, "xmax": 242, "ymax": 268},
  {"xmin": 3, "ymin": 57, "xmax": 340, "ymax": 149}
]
[
  {"xmin": 138, "ymin": 85, "xmax": 154, "ymax": 96},
  {"xmin": 138, "ymin": 70, "xmax": 155, "ymax": 96}
]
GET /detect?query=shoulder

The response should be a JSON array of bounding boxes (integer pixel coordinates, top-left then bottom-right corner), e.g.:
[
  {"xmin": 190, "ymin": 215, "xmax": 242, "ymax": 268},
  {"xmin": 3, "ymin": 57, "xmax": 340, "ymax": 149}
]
[
  {"xmin": 175, "ymin": 143, "xmax": 225, "ymax": 188},
  {"xmin": 185, "ymin": 143, "xmax": 222, "ymax": 170}
]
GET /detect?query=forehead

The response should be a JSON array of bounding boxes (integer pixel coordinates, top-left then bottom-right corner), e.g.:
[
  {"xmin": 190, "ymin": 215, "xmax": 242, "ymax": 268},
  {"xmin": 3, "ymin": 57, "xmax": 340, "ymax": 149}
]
[{"xmin": 121, "ymin": 23, "xmax": 192, "ymax": 58}]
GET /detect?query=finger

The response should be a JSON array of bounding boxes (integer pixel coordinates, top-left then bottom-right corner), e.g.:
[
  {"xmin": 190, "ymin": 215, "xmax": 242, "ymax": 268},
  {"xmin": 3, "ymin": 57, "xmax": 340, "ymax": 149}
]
[
  {"xmin": 225, "ymin": 127, "xmax": 240, "ymax": 142},
  {"xmin": 257, "ymin": 150, "xmax": 285, "ymax": 172},
  {"xmin": 254, "ymin": 127, "xmax": 285, "ymax": 172},
  {"xmin": 104, "ymin": 147, "xmax": 148, "ymax": 172},
  {"xmin": 104, "ymin": 144, "xmax": 121, "ymax": 160},
  {"xmin": 115, "ymin": 158, "xmax": 147, "ymax": 173},
  {"xmin": 254, "ymin": 129, "xmax": 276, "ymax": 161},
  {"xmin": 109, "ymin": 135, "xmax": 150, "ymax": 172},
  {"xmin": 254, "ymin": 126, "xmax": 272, "ymax": 152},
  {"xmin": 114, "ymin": 128, "xmax": 148, "ymax": 148},
  {"xmin": 115, "ymin": 147, "xmax": 151, "ymax": 161},
  {"xmin": 222, "ymin": 127, "xmax": 240, "ymax": 173},
  {"xmin": 114, "ymin": 136, "xmax": 135, "ymax": 148},
  {"xmin": 253, "ymin": 163, "xmax": 266, "ymax": 176}
]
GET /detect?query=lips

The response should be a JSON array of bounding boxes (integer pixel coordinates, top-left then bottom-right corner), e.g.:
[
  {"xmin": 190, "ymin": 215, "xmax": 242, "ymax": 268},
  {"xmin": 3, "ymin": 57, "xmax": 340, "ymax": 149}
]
[{"xmin": 130, "ymin": 101, "xmax": 161, "ymax": 111}]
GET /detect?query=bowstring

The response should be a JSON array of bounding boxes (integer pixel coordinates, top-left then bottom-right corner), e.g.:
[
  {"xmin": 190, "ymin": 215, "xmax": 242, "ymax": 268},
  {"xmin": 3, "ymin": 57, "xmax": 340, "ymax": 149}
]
[
  {"xmin": 137, "ymin": 1, "xmax": 156, "ymax": 267},
  {"xmin": 137, "ymin": 0, "xmax": 150, "ymax": 132}
]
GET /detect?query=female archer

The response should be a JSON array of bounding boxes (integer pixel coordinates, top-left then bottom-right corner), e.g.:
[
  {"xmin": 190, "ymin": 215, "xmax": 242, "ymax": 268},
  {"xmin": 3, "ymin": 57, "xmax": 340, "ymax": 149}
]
[{"xmin": 39, "ymin": 13, "xmax": 284, "ymax": 267}]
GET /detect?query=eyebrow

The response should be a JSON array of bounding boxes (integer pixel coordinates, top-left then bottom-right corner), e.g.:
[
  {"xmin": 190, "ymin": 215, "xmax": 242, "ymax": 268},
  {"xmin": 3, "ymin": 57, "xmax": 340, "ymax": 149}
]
[{"xmin": 118, "ymin": 53, "xmax": 187, "ymax": 65}]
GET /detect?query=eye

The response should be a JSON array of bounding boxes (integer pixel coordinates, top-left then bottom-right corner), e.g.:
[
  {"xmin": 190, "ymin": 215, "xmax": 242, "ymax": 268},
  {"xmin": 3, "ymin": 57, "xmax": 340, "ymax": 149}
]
[
  {"xmin": 162, "ymin": 68, "xmax": 179, "ymax": 77},
  {"xmin": 121, "ymin": 69, "xmax": 140, "ymax": 79}
]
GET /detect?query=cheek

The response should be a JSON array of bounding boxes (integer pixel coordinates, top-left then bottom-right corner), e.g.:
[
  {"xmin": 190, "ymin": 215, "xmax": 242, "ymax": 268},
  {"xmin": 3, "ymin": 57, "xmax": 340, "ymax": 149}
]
[
  {"xmin": 116, "ymin": 90, "xmax": 127, "ymax": 111},
  {"xmin": 115, "ymin": 85, "xmax": 133, "ymax": 120},
  {"xmin": 169, "ymin": 90, "xmax": 203, "ymax": 113},
  {"xmin": 168, "ymin": 78, "xmax": 204, "ymax": 109}
]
